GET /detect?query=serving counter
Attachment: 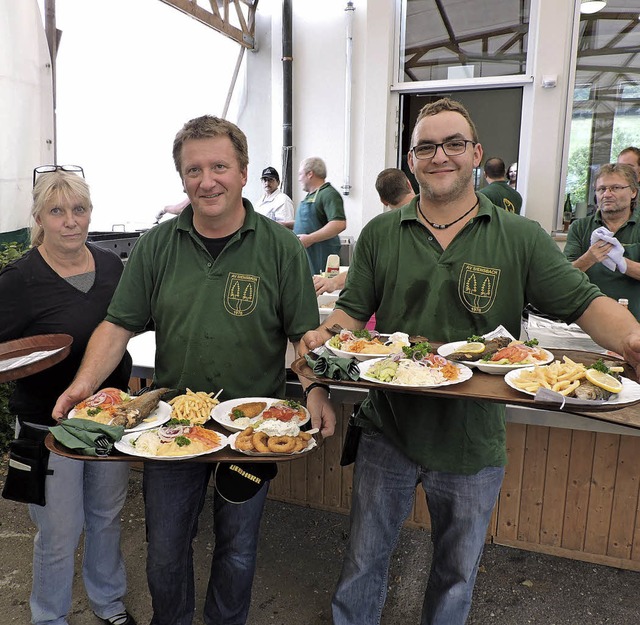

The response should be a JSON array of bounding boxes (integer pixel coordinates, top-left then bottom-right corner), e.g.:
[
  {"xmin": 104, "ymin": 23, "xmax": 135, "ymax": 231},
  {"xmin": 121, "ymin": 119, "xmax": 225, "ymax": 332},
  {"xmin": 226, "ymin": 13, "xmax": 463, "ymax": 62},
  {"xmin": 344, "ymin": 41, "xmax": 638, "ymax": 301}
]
[{"xmin": 126, "ymin": 331, "xmax": 640, "ymax": 571}]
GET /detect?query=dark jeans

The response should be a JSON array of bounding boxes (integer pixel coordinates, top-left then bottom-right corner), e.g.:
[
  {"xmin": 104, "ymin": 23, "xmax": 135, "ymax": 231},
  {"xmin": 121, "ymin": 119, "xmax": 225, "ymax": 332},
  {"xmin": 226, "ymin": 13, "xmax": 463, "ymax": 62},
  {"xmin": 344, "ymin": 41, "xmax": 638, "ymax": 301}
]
[{"xmin": 143, "ymin": 461, "xmax": 268, "ymax": 625}]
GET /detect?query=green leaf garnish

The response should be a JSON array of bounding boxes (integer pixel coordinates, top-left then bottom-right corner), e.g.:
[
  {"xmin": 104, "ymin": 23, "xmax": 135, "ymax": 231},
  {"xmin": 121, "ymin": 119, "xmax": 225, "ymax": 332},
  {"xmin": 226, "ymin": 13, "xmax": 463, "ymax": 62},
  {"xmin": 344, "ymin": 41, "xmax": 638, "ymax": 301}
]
[
  {"xmin": 353, "ymin": 329, "xmax": 372, "ymax": 340},
  {"xmin": 87, "ymin": 407, "xmax": 102, "ymax": 416},
  {"xmin": 175, "ymin": 436, "xmax": 191, "ymax": 447},
  {"xmin": 588, "ymin": 359, "xmax": 610, "ymax": 374},
  {"xmin": 467, "ymin": 335, "xmax": 485, "ymax": 343},
  {"xmin": 402, "ymin": 341, "xmax": 432, "ymax": 360},
  {"xmin": 524, "ymin": 338, "xmax": 539, "ymax": 347}
]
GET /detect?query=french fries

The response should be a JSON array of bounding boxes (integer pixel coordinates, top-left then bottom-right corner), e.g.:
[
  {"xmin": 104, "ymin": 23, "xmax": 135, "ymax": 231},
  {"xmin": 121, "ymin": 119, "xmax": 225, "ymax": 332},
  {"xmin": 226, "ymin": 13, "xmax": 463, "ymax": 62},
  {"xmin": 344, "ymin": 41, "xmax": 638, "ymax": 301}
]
[
  {"xmin": 512, "ymin": 356, "xmax": 587, "ymax": 396},
  {"xmin": 168, "ymin": 388, "xmax": 220, "ymax": 424}
]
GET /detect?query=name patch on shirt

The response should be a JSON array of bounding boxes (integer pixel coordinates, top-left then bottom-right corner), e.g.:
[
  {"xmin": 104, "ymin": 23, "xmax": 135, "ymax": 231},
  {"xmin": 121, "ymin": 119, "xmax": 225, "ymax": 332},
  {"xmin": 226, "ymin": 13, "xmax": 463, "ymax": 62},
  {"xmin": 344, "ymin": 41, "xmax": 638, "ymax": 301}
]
[
  {"xmin": 224, "ymin": 272, "xmax": 260, "ymax": 316},
  {"xmin": 458, "ymin": 263, "xmax": 500, "ymax": 313}
]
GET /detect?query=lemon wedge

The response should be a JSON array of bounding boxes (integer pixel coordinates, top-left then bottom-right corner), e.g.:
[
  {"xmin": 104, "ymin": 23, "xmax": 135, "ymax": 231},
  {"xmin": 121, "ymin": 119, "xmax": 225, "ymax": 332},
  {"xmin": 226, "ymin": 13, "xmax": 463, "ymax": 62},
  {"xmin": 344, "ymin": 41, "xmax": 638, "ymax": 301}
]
[
  {"xmin": 454, "ymin": 342, "xmax": 485, "ymax": 354},
  {"xmin": 585, "ymin": 369, "xmax": 623, "ymax": 394}
]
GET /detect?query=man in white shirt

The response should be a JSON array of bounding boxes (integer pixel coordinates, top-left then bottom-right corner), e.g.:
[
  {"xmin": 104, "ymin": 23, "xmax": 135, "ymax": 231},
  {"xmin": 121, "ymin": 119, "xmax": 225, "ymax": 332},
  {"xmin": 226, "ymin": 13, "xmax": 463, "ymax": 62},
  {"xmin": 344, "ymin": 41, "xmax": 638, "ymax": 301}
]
[{"xmin": 255, "ymin": 167, "xmax": 294, "ymax": 228}]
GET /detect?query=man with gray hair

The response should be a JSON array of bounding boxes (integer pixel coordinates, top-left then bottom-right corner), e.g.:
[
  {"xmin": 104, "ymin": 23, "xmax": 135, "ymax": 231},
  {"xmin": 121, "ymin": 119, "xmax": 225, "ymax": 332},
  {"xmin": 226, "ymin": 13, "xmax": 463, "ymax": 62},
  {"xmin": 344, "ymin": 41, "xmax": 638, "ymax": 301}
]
[
  {"xmin": 565, "ymin": 162, "xmax": 640, "ymax": 318},
  {"xmin": 294, "ymin": 157, "xmax": 347, "ymax": 274}
]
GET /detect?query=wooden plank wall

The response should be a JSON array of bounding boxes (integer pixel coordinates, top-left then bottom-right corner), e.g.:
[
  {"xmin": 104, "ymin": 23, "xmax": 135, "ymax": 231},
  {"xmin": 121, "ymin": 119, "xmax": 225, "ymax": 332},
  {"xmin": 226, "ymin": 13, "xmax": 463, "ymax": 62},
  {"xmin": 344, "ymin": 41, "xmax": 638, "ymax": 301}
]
[{"xmin": 268, "ymin": 404, "xmax": 640, "ymax": 571}]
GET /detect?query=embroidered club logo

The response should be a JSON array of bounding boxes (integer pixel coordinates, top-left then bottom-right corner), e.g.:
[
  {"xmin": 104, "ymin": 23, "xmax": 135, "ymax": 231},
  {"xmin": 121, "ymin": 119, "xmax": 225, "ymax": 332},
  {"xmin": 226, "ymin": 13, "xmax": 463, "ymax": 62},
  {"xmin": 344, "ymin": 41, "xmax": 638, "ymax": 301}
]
[
  {"xmin": 224, "ymin": 273, "xmax": 259, "ymax": 316},
  {"xmin": 458, "ymin": 263, "xmax": 500, "ymax": 313},
  {"xmin": 503, "ymin": 198, "xmax": 516, "ymax": 213}
]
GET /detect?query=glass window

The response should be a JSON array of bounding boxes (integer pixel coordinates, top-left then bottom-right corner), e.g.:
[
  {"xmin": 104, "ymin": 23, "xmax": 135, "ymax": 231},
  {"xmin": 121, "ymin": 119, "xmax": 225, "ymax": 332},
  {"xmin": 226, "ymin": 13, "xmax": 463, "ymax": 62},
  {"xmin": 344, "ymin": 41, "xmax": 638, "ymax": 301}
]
[
  {"xmin": 565, "ymin": 7, "xmax": 640, "ymax": 213},
  {"xmin": 400, "ymin": 0, "xmax": 531, "ymax": 82}
]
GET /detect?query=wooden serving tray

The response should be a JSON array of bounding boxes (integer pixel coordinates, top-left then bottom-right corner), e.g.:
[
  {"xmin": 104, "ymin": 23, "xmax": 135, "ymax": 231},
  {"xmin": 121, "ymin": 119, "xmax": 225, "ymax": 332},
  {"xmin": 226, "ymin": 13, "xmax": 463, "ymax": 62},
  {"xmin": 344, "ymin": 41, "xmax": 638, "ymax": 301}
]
[
  {"xmin": 46, "ymin": 422, "xmax": 322, "ymax": 464},
  {"xmin": 0, "ymin": 334, "xmax": 73, "ymax": 383},
  {"xmin": 291, "ymin": 348, "xmax": 640, "ymax": 430}
]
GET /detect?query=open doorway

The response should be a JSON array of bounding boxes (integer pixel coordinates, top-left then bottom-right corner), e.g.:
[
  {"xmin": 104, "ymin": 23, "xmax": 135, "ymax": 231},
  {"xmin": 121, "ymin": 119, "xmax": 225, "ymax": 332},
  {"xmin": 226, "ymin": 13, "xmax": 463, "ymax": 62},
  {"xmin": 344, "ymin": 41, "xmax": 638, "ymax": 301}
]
[{"xmin": 398, "ymin": 88, "xmax": 523, "ymax": 193}]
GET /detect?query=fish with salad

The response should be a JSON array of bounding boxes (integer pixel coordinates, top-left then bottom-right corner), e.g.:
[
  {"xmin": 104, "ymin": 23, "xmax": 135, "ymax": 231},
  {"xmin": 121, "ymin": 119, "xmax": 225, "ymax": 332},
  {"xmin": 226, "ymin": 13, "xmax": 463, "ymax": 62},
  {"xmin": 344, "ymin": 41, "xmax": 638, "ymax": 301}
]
[
  {"xmin": 447, "ymin": 336, "xmax": 549, "ymax": 366},
  {"xmin": 327, "ymin": 329, "xmax": 410, "ymax": 355}
]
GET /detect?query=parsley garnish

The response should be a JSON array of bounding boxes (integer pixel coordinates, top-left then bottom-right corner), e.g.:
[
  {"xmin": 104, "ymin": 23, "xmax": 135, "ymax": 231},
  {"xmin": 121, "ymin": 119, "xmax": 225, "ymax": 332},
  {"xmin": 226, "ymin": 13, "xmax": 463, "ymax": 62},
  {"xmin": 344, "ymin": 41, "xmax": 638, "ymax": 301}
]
[
  {"xmin": 524, "ymin": 338, "xmax": 539, "ymax": 347},
  {"xmin": 87, "ymin": 407, "xmax": 102, "ymax": 416},
  {"xmin": 402, "ymin": 341, "xmax": 432, "ymax": 360},
  {"xmin": 167, "ymin": 418, "xmax": 191, "ymax": 426},
  {"xmin": 353, "ymin": 329, "xmax": 372, "ymax": 340},
  {"xmin": 175, "ymin": 436, "xmax": 191, "ymax": 447},
  {"xmin": 588, "ymin": 359, "xmax": 610, "ymax": 374},
  {"xmin": 467, "ymin": 335, "xmax": 485, "ymax": 343}
]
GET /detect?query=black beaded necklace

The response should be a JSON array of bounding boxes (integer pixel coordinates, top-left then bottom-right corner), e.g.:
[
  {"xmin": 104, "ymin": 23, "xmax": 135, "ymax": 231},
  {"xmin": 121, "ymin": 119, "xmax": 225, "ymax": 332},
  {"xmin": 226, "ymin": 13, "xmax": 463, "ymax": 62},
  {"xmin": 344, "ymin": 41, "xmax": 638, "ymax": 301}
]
[{"xmin": 417, "ymin": 198, "xmax": 479, "ymax": 230}]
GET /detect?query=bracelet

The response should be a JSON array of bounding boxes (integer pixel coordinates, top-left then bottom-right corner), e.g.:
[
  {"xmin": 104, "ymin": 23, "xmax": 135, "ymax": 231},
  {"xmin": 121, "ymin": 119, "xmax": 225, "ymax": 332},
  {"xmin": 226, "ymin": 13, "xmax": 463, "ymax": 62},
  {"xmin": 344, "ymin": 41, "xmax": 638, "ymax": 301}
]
[{"xmin": 303, "ymin": 382, "xmax": 331, "ymax": 401}]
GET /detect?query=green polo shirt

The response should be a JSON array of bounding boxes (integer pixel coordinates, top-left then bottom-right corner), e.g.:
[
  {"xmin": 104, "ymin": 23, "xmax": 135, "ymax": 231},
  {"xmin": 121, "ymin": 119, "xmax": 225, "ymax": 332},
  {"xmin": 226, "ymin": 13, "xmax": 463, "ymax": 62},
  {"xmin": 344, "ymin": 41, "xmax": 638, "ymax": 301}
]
[
  {"xmin": 478, "ymin": 180, "xmax": 522, "ymax": 214},
  {"xmin": 564, "ymin": 209, "xmax": 640, "ymax": 319},
  {"xmin": 106, "ymin": 200, "xmax": 318, "ymax": 401},
  {"xmin": 337, "ymin": 194, "xmax": 602, "ymax": 474}
]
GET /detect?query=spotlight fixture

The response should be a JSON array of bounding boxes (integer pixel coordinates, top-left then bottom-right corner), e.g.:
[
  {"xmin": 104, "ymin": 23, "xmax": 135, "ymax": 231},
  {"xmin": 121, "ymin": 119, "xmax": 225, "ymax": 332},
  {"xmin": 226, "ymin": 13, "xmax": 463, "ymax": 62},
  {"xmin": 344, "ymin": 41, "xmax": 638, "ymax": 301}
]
[{"xmin": 580, "ymin": 0, "xmax": 607, "ymax": 14}]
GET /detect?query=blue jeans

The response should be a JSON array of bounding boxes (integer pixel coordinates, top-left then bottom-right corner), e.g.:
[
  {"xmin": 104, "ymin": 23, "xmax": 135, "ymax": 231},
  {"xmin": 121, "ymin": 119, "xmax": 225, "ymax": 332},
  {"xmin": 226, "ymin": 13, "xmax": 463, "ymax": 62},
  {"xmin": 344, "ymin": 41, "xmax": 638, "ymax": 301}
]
[
  {"xmin": 28, "ymin": 454, "xmax": 130, "ymax": 625},
  {"xmin": 332, "ymin": 430, "xmax": 504, "ymax": 625},
  {"xmin": 143, "ymin": 461, "xmax": 269, "ymax": 625}
]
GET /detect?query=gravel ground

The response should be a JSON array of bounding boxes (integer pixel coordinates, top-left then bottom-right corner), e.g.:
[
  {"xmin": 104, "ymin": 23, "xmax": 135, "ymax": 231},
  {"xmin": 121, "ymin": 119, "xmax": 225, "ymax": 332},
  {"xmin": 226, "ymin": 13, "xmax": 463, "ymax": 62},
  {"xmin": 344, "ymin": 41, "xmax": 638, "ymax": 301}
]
[{"xmin": 1, "ymin": 460, "xmax": 639, "ymax": 625}]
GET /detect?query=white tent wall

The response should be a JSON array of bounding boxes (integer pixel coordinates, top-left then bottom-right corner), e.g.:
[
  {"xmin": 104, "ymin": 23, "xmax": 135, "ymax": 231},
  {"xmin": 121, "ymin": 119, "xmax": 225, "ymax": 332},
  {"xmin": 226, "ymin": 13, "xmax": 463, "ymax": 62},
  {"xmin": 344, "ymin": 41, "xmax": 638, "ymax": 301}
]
[{"xmin": 0, "ymin": 0, "xmax": 53, "ymax": 243}]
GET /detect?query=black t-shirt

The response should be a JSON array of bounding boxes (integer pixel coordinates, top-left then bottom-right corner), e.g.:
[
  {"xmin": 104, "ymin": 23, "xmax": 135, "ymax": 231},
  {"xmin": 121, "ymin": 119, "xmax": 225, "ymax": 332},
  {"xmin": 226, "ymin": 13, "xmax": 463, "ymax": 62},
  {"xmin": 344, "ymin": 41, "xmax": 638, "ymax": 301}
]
[{"xmin": 0, "ymin": 244, "xmax": 132, "ymax": 425}]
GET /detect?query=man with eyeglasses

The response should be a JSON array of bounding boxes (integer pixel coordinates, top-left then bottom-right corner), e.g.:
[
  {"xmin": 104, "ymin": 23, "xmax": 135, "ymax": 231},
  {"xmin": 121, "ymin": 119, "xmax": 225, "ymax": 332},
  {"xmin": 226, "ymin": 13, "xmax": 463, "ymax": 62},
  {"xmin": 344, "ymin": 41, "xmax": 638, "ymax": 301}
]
[
  {"xmin": 565, "ymin": 163, "xmax": 640, "ymax": 319},
  {"xmin": 300, "ymin": 98, "xmax": 640, "ymax": 625}
]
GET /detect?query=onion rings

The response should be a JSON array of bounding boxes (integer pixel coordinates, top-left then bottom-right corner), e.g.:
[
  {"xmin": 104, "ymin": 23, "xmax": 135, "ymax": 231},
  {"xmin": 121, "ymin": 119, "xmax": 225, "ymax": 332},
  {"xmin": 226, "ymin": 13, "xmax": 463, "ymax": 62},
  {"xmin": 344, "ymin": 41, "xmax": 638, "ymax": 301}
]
[{"xmin": 267, "ymin": 435, "xmax": 296, "ymax": 453}]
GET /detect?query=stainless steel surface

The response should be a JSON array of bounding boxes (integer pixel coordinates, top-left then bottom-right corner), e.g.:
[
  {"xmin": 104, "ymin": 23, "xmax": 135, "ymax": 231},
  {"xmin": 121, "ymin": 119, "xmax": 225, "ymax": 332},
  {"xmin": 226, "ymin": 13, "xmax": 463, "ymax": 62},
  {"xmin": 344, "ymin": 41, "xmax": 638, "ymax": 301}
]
[{"xmin": 339, "ymin": 235, "xmax": 354, "ymax": 266}]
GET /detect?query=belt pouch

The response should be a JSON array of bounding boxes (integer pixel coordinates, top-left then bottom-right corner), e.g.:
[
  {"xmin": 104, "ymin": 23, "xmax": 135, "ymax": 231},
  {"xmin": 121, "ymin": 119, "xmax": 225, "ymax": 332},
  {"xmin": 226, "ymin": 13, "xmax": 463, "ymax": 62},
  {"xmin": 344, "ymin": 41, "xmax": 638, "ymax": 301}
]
[{"xmin": 2, "ymin": 422, "xmax": 53, "ymax": 506}]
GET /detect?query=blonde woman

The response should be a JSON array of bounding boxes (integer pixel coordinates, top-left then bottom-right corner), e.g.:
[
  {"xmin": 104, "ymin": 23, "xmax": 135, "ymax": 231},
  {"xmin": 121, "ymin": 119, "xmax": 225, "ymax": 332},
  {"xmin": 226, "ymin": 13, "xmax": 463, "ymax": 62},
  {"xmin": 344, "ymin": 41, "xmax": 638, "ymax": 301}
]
[{"xmin": 0, "ymin": 167, "xmax": 135, "ymax": 625}]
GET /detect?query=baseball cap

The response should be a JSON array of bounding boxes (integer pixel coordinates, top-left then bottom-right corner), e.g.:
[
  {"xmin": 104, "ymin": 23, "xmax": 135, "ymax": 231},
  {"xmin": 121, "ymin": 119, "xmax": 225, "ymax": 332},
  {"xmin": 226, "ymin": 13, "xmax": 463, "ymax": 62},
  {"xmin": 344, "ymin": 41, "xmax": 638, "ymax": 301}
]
[
  {"xmin": 214, "ymin": 461, "xmax": 278, "ymax": 504},
  {"xmin": 260, "ymin": 167, "xmax": 280, "ymax": 182}
]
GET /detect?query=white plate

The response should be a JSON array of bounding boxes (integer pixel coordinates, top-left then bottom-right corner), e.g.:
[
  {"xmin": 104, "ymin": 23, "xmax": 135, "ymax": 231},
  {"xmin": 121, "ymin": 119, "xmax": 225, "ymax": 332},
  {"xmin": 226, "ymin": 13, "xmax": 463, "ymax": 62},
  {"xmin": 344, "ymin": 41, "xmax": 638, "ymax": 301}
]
[
  {"xmin": 210, "ymin": 397, "xmax": 311, "ymax": 433},
  {"xmin": 324, "ymin": 335, "xmax": 403, "ymax": 362},
  {"xmin": 114, "ymin": 427, "xmax": 229, "ymax": 460},
  {"xmin": 504, "ymin": 368, "xmax": 640, "ymax": 405},
  {"xmin": 69, "ymin": 400, "xmax": 172, "ymax": 433},
  {"xmin": 357, "ymin": 358, "xmax": 473, "ymax": 388},
  {"xmin": 437, "ymin": 341, "xmax": 554, "ymax": 375},
  {"xmin": 228, "ymin": 431, "xmax": 317, "ymax": 456}
]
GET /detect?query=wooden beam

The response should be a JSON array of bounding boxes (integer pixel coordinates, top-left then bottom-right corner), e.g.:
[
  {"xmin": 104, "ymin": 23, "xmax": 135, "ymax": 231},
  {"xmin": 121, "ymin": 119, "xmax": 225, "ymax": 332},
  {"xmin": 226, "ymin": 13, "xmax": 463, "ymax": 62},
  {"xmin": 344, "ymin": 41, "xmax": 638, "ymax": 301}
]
[{"xmin": 159, "ymin": 0, "xmax": 257, "ymax": 49}]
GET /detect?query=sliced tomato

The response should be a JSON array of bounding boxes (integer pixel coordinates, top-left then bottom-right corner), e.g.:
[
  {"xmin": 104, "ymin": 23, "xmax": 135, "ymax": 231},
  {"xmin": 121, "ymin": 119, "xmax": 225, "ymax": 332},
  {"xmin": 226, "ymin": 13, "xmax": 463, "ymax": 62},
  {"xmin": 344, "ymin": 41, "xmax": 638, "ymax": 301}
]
[{"xmin": 262, "ymin": 405, "xmax": 295, "ymax": 422}]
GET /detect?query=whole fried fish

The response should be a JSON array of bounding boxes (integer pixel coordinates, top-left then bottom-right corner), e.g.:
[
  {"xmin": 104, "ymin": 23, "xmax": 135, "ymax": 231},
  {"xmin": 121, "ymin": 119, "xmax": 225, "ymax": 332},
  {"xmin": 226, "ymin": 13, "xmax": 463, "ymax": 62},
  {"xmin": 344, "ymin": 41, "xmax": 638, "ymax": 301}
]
[
  {"xmin": 109, "ymin": 387, "xmax": 170, "ymax": 429},
  {"xmin": 447, "ymin": 336, "xmax": 511, "ymax": 362}
]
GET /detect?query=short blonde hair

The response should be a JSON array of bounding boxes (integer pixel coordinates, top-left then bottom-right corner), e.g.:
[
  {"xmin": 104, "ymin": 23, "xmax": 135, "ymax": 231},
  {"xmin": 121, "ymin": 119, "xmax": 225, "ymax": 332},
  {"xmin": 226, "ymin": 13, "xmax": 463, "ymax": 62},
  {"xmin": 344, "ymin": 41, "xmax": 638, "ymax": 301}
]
[
  {"xmin": 412, "ymin": 98, "xmax": 479, "ymax": 145},
  {"xmin": 31, "ymin": 170, "xmax": 92, "ymax": 246}
]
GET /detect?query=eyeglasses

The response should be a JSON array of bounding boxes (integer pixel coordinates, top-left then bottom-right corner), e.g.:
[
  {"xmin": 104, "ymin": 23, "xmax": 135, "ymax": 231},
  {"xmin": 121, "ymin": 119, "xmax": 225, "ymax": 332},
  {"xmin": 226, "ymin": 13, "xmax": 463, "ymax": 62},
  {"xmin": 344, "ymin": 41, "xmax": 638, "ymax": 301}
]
[
  {"xmin": 33, "ymin": 165, "xmax": 84, "ymax": 188},
  {"xmin": 411, "ymin": 139, "xmax": 476, "ymax": 160},
  {"xmin": 595, "ymin": 184, "xmax": 631, "ymax": 194}
]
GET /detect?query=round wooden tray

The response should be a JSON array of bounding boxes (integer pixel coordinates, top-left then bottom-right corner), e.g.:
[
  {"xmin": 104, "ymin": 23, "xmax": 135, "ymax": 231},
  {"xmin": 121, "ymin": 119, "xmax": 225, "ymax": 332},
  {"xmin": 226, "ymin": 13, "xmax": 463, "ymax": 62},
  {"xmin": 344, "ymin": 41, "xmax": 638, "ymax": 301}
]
[{"xmin": 0, "ymin": 334, "xmax": 73, "ymax": 383}]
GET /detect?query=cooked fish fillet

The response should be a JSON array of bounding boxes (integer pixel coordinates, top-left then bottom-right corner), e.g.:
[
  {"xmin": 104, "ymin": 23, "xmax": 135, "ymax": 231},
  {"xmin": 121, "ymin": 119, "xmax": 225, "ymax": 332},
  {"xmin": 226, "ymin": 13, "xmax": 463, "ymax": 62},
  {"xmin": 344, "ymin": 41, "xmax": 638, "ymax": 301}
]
[
  {"xmin": 230, "ymin": 401, "xmax": 267, "ymax": 420},
  {"xmin": 573, "ymin": 380, "xmax": 612, "ymax": 401},
  {"xmin": 109, "ymin": 388, "xmax": 170, "ymax": 429},
  {"xmin": 448, "ymin": 336, "xmax": 511, "ymax": 362}
]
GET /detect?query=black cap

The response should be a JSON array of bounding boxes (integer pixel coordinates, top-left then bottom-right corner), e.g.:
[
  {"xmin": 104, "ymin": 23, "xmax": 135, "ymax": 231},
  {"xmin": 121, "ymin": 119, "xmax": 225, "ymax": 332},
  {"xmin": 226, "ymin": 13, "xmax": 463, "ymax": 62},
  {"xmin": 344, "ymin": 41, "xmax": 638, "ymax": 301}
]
[
  {"xmin": 214, "ymin": 462, "xmax": 278, "ymax": 504},
  {"xmin": 260, "ymin": 167, "xmax": 279, "ymax": 182}
]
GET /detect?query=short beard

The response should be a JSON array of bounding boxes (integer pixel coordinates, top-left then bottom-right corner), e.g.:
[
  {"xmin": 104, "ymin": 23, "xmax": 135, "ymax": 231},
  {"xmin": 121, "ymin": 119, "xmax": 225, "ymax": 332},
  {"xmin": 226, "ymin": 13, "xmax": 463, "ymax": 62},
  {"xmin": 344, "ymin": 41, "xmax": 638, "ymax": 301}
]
[{"xmin": 419, "ymin": 168, "xmax": 474, "ymax": 204}]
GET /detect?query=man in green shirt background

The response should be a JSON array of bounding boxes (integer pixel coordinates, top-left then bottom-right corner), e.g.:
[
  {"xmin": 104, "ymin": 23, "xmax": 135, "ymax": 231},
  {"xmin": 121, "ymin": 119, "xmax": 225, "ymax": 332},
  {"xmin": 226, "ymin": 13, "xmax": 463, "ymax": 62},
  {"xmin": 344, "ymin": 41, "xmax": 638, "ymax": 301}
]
[
  {"xmin": 301, "ymin": 99, "xmax": 640, "ymax": 625},
  {"xmin": 564, "ymin": 163, "xmax": 640, "ymax": 320},
  {"xmin": 294, "ymin": 157, "xmax": 347, "ymax": 274},
  {"xmin": 478, "ymin": 156, "xmax": 522, "ymax": 214}
]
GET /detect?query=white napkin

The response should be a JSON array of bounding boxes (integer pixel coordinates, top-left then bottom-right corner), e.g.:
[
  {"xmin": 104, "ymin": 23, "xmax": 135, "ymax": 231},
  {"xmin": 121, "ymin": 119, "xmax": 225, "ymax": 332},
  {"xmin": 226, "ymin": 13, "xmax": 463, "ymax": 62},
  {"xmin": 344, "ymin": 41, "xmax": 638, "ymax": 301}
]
[{"xmin": 589, "ymin": 227, "xmax": 627, "ymax": 273}]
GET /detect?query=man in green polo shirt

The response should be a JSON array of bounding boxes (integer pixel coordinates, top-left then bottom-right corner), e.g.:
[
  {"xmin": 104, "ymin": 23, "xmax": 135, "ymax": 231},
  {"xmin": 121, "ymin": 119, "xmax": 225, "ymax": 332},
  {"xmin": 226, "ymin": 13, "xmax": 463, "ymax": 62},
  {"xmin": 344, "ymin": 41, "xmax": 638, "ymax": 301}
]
[
  {"xmin": 53, "ymin": 115, "xmax": 335, "ymax": 625},
  {"xmin": 564, "ymin": 163, "xmax": 640, "ymax": 319},
  {"xmin": 478, "ymin": 156, "xmax": 522, "ymax": 214},
  {"xmin": 301, "ymin": 99, "xmax": 640, "ymax": 625},
  {"xmin": 294, "ymin": 156, "xmax": 347, "ymax": 274}
]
